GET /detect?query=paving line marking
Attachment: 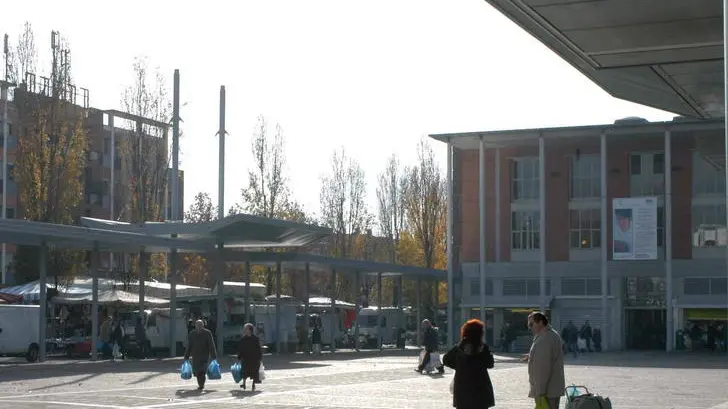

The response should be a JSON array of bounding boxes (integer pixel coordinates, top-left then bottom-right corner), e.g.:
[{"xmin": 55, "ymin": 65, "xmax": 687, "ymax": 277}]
[
  {"xmin": 134, "ymin": 397, "xmax": 237, "ymax": 408},
  {"xmin": 0, "ymin": 399, "xmax": 127, "ymax": 408},
  {"xmin": 709, "ymin": 402, "xmax": 728, "ymax": 409}
]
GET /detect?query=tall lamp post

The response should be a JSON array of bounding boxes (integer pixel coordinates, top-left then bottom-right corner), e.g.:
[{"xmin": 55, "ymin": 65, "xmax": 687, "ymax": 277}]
[{"xmin": 1, "ymin": 34, "xmax": 15, "ymax": 285}]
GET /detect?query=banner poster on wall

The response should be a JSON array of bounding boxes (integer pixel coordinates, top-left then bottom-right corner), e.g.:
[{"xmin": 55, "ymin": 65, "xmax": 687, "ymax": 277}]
[{"xmin": 612, "ymin": 197, "xmax": 658, "ymax": 260}]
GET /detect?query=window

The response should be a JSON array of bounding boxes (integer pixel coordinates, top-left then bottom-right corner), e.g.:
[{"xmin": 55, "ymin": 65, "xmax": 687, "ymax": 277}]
[
  {"xmin": 511, "ymin": 211, "xmax": 540, "ymax": 251},
  {"xmin": 103, "ymin": 138, "xmax": 111, "ymax": 155},
  {"xmin": 503, "ymin": 279, "xmax": 550, "ymax": 296},
  {"xmin": 692, "ymin": 152, "xmax": 725, "ymax": 196},
  {"xmin": 569, "ymin": 155, "xmax": 600, "ymax": 199},
  {"xmin": 6, "ymin": 164, "xmax": 14, "ymax": 181},
  {"xmin": 712, "ymin": 278, "xmax": 728, "ymax": 294},
  {"xmin": 5, "ymin": 208, "xmax": 14, "ymax": 219},
  {"xmin": 561, "ymin": 278, "xmax": 605, "ymax": 296},
  {"xmin": 511, "ymin": 157, "xmax": 539, "ymax": 200},
  {"xmin": 630, "ymin": 153, "xmax": 665, "ymax": 196},
  {"xmin": 569, "ymin": 208, "xmax": 600, "ymax": 249},
  {"xmin": 692, "ymin": 204, "xmax": 727, "ymax": 247},
  {"xmin": 469, "ymin": 279, "xmax": 494, "ymax": 296},
  {"xmin": 684, "ymin": 278, "xmax": 726, "ymax": 295}
]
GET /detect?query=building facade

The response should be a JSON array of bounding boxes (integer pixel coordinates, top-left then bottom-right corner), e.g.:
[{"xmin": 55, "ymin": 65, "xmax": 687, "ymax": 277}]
[
  {"xmin": 431, "ymin": 117, "xmax": 728, "ymax": 351},
  {"xmin": 0, "ymin": 81, "xmax": 183, "ymax": 284}
]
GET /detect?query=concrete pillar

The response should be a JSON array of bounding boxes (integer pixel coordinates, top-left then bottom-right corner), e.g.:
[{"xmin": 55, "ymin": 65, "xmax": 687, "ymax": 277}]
[
  {"xmin": 495, "ymin": 148, "xmax": 501, "ymax": 262},
  {"xmin": 38, "ymin": 242, "xmax": 48, "ymax": 362},
  {"xmin": 665, "ymin": 129, "xmax": 674, "ymax": 351},
  {"xmin": 478, "ymin": 136, "xmax": 487, "ymax": 324},
  {"xmin": 354, "ymin": 271, "xmax": 360, "ymax": 352},
  {"xmin": 275, "ymin": 261, "xmax": 282, "ymax": 354},
  {"xmin": 600, "ymin": 131, "xmax": 609, "ymax": 351},
  {"xmin": 377, "ymin": 272, "xmax": 383, "ymax": 350},
  {"xmin": 329, "ymin": 269, "xmax": 336, "ymax": 353},
  {"xmin": 538, "ymin": 134, "xmax": 547, "ymax": 312},
  {"xmin": 416, "ymin": 278, "xmax": 422, "ymax": 347},
  {"xmin": 446, "ymin": 140, "xmax": 455, "ymax": 347},
  {"xmin": 90, "ymin": 242, "xmax": 99, "ymax": 361},
  {"xmin": 244, "ymin": 261, "xmax": 251, "ymax": 323},
  {"xmin": 169, "ymin": 251, "xmax": 178, "ymax": 357}
]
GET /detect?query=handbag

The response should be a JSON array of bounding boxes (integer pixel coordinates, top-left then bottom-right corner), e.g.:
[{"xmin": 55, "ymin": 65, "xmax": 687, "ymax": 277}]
[
  {"xmin": 180, "ymin": 360, "xmax": 192, "ymax": 380},
  {"xmin": 535, "ymin": 396, "xmax": 550, "ymax": 409},
  {"xmin": 258, "ymin": 362, "xmax": 266, "ymax": 381},
  {"xmin": 206, "ymin": 359, "xmax": 222, "ymax": 380}
]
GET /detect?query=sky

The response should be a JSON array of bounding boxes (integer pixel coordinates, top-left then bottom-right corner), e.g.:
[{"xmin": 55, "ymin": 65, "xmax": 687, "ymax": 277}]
[{"xmin": 2, "ymin": 0, "xmax": 674, "ymax": 223}]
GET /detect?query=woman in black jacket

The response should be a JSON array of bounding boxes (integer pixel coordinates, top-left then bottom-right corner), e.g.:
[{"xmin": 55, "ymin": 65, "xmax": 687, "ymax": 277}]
[
  {"xmin": 442, "ymin": 319, "xmax": 495, "ymax": 409},
  {"xmin": 237, "ymin": 323, "xmax": 262, "ymax": 391}
]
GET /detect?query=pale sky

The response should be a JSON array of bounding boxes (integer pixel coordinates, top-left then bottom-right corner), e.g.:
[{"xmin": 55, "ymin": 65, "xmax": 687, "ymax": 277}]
[{"xmin": 3, "ymin": 0, "xmax": 674, "ymax": 222}]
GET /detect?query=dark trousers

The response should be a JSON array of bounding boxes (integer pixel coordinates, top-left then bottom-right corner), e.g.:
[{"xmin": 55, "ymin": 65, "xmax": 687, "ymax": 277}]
[
  {"xmin": 138, "ymin": 340, "xmax": 151, "ymax": 358},
  {"xmin": 195, "ymin": 371, "xmax": 206, "ymax": 389},
  {"xmin": 585, "ymin": 337, "xmax": 593, "ymax": 352}
]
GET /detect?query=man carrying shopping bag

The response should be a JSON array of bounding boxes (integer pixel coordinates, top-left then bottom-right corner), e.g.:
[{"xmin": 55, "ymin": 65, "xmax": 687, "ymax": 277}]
[
  {"xmin": 184, "ymin": 320, "xmax": 217, "ymax": 391},
  {"xmin": 522, "ymin": 312, "xmax": 565, "ymax": 409}
]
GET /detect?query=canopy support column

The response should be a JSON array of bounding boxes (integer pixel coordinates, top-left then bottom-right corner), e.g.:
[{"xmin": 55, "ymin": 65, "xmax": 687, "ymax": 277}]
[
  {"xmin": 216, "ymin": 245, "xmax": 225, "ymax": 356},
  {"xmin": 38, "ymin": 242, "xmax": 48, "ymax": 362},
  {"xmin": 329, "ymin": 269, "xmax": 336, "ymax": 353},
  {"xmin": 244, "ymin": 261, "xmax": 251, "ymax": 323},
  {"xmin": 377, "ymin": 272, "xmax": 383, "ymax": 351},
  {"xmin": 354, "ymin": 271, "xmax": 360, "ymax": 352},
  {"xmin": 169, "ymin": 250, "xmax": 178, "ymax": 357},
  {"xmin": 139, "ymin": 250, "xmax": 147, "ymax": 321},
  {"xmin": 90, "ymin": 242, "xmax": 99, "ymax": 361},
  {"xmin": 303, "ymin": 262, "xmax": 310, "ymax": 354},
  {"xmin": 275, "ymin": 261, "xmax": 282, "ymax": 354},
  {"xmin": 416, "ymin": 278, "xmax": 421, "ymax": 347}
]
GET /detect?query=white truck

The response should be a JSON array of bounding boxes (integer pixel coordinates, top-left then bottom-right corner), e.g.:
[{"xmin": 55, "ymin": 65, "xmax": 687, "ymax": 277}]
[
  {"xmin": 120, "ymin": 308, "xmax": 188, "ymax": 356},
  {"xmin": 356, "ymin": 306, "xmax": 405, "ymax": 349},
  {"xmin": 0, "ymin": 305, "xmax": 41, "ymax": 362},
  {"xmin": 223, "ymin": 303, "xmax": 298, "ymax": 352}
]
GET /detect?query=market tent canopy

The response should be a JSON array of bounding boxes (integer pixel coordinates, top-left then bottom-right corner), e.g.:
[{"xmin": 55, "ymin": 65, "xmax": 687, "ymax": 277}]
[
  {"xmin": 0, "ymin": 278, "xmax": 116, "ymax": 302},
  {"xmin": 221, "ymin": 251, "xmax": 446, "ymax": 279},
  {"xmin": 0, "ymin": 293, "xmax": 23, "ymax": 304},
  {"xmin": 308, "ymin": 297, "xmax": 355, "ymax": 308},
  {"xmin": 52, "ymin": 289, "xmax": 169, "ymax": 306},
  {"xmin": 482, "ymin": 0, "xmax": 723, "ymax": 118},
  {"xmin": 80, "ymin": 213, "xmax": 332, "ymax": 249}
]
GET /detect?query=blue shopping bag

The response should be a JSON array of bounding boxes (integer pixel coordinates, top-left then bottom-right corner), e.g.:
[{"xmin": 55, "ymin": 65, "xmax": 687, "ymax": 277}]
[
  {"xmin": 207, "ymin": 359, "xmax": 222, "ymax": 380},
  {"xmin": 180, "ymin": 360, "xmax": 192, "ymax": 380},
  {"xmin": 231, "ymin": 361, "xmax": 243, "ymax": 384}
]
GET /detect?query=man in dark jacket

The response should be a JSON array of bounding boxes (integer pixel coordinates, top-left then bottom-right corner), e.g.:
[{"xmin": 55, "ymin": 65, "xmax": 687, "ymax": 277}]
[
  {"xmin": 580, "ymin": 321, "xmax": 593, "ymax": 352},
  {"xmin": 135, "ymin": 316, "xmax": 149, "ymax": 359},
  {"xmin": 184, "ymin": 319, "xmax": 217, "ymax": 390},
  {"xmin": 415, "ymin": 319, "xmax": 444, "ymax": 374}
]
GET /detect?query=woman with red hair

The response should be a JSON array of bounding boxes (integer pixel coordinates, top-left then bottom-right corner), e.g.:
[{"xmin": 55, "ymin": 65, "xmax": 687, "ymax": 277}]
[{"xmin": 442, "ymin": 319, "xmax": 495, "ymax": 408}]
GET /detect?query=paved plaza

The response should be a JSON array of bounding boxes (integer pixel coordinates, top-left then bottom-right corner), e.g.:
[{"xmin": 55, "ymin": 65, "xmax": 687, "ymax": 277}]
[{"xmin": 0, "ymin": 351, "xmax": 727, "ymax": 409}]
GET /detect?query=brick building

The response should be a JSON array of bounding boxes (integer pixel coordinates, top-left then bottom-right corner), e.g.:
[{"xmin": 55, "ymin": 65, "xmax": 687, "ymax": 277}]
[
  {"xmin": 0, "ymin": 81, "xmax": 183, "ymax": 284},
  {"xmin": 430, "ymin": 116, "xmax": 727, "ymax": 351}
]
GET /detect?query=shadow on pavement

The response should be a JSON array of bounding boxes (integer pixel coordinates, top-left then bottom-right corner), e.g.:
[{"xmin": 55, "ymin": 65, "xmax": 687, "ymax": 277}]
[
  {"xmin": 0, "ymin": 349, "xmax": 418, "ymax": 384},
  {"xmin": 229, "ymin": 389, "xmax": 261, "ymax": 399},
  {"xmin": 497, "ymin": 351, "xmax": 728, "ymax": 369}
]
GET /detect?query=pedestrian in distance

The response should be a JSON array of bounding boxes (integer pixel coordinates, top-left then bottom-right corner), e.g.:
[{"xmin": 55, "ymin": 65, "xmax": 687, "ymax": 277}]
[
  {"xmin": 311, "ymin": 324, "xmax": 322, "ymax": 355},
  {"xmin": 443, "ymin": 319, "xmax": 495, "ymax": 409},
  {"xmin": 522, "ymin": 312, "xmax": 565, "ymax": 409},
  {"xmin": 184, "ymin": 319, "xmax": 217, "ymax": 390},
  {"xmin": 415, "ymin": 319, "xmax": 444, "ymax": 374},
  {"xmin": 580, "ymin": 320, "xmax": 593, "ymax": 352},
  {"xmin": 237, "ymin": 323, "xmax": 263, "ymax": 391},
  {"xmin": 99, "ymin": 315, "xmax": 113, "ymax": 359}
]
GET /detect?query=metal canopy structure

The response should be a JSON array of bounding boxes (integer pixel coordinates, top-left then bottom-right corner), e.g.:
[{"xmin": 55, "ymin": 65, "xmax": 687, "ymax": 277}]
[
  {"xmin": 222, "ymin": 250, "xmax": 446, "ymax": 279},
  {"xmin": 80, "ymin": 214, "xmax": 331, "ymax": 248},
  {"xmin": 0, "ymin": 219, "xmax": 206, "ymax": 253},
  {"xmin": 484, "ymin": 0, "xmax": 723, "ymax": 118}
]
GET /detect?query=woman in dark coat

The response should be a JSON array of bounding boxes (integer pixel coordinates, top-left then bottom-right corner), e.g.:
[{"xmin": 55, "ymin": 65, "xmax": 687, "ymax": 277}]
[
  {"xmin": 443, "ymin": 319, "xmax": 495, "ymax": 409},
  {"xmin": 237, "ymin": 323, "xmax": 262, "ymax": 391}
]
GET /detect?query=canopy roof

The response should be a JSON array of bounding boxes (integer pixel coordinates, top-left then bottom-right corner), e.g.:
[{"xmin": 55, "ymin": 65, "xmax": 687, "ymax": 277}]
[
  {"xmin": 222, "ymin": 251, "xmax": 446, "ymax": 279},
  {"xmin": 0, "ymin": 219, "xmax": 205, "ymax": 253},
  {"xmin": 52, "ymin": 289, "xmax": 169, "ymax": 306},
  {"xmin": 80, "ymin": 214, "xmax": 331, "ymax": 249},
  {"xmin": 484, "ymin": 0, "xmax": 723, "ymax": 118},
  {"xmin": 0, "ymin": 293, "xmax": 23, "ymax": 304}
]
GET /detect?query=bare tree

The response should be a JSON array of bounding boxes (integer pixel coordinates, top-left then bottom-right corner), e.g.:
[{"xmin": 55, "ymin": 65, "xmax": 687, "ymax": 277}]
[
  {"xmin": 403, "ymin": 138, "xmax": 446, "ymax": 269},
  {"xmin": 376, "ymin": 154, "xmax": 407, "ymax": 263},
  {"xmin": 320, "ymin": 147, "xmax": 370, "ymax": 259},
  {"xmin": 230, "ymin": 115, "xmax": 299, "ymax": 218},
  {"xmin": 7, "ymin": 21, "xmax": 37, "ymax": 85},
  {"xmin": 118, "ymin": 56, "xmax": 171, "ymax": 224}
]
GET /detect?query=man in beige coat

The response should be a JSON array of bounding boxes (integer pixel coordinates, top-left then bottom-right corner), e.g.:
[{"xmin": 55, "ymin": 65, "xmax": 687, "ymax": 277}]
[{"xmin": 523, "ymin": 311, "xmax": 565, "ymax": 409}]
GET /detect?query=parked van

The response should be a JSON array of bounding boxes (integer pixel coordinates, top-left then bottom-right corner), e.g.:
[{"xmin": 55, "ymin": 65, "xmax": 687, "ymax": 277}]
[
  {"xmin": 120, "ymin": 308, "xmax": 188, "ymax": 356},
  {"xmin": 0, "ymin": 305, "xmax": 41, "ymax": 362},
  {"xmin": 357, "ymin": 306, "xmax": 405, "ymax": 349}
]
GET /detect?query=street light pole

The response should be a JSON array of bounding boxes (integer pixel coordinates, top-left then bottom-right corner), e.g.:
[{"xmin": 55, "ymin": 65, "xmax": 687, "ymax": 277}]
[{"xmin": 1, "ymin": 34, "xmax": 13, "ymax": 285}]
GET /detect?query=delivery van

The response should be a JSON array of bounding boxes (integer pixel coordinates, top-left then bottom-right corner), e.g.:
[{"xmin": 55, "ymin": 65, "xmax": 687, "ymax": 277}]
[{"xmin": 0, "ymin": 305, "xmax": 41, "ymax": 362}]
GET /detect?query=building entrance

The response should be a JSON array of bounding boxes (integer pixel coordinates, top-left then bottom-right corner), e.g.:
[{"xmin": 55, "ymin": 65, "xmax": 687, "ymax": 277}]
[{"xmin": 625, "ymin": 309, "xmax": 666, "ymax": 350}]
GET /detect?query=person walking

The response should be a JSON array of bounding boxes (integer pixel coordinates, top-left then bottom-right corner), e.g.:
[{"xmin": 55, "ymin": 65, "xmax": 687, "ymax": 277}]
[
  {"xmin": 135, "ymin": 315, "xmax": 150, "ymax": 359},
  {"xmin": 580, "ymin": 321, "xmax": 593, "ymax": 352},
  {"xmin": 112, "ymin": 319, "xmax": 125, "ymax": 361},
  {"xmin": 566, "ymin": 321, "xmax": 579, "ymax": 357},
  {"xmin": 184, "ymin": 319, "xmax": 217, "ymax": 390},
  {"xmin": 442, "ymin": 319, "xmax": 495, "ymax": 409},
  {"xmin": 100, "ymin": 315, "xmax": 113, "ymax": 359},
  {"xmin": 311, "ymin": 324, "xmax": 322, "ymax": 355},
  {"xmin": 237, "ymin": 323, "xmax": 263, "ymax": 391},
  {"xmin": 415, "ymin": 319, "xmax": 444, "ymax": 374},
  {"xmin": 523, "ymin": 312, "xmax": 565, "ymax": 409}
]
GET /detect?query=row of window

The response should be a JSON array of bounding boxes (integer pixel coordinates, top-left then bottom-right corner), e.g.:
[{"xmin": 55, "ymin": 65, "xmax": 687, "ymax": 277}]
[
  {"xmin": 467, "ymin": 277, "xmax": 726, "ymax": 298},
  {"xmin": 509, "ymin": 152, "xmax": 724, "ymax": 201},
  {"xmin": 684, "ymin": 278, "xmax": 727, "ymax": 295},
  {"xmin": 469, "ymin": 278, "xmax": 606, "ymax": 297}
]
